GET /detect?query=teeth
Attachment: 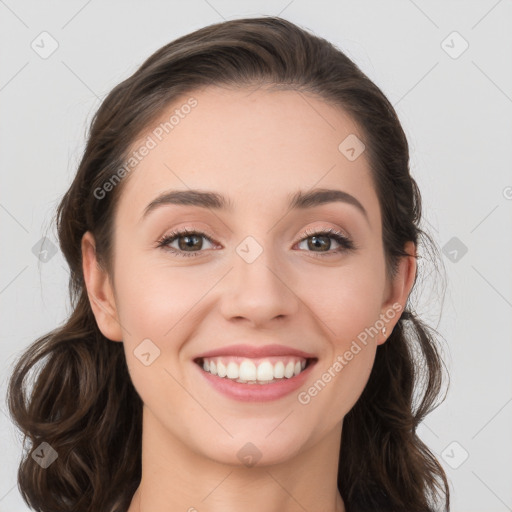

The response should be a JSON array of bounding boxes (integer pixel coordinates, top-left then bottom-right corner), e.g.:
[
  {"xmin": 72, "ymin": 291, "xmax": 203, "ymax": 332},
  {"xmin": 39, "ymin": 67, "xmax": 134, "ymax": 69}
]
[
  {"xmin": 240, "ymin": 360, "xmax": 257, "ymax": 381},
  {"xmin": 226, "ymin": 362, "xmax": 239, "ymax": 379},
  {"xmin": 217, "ymin": 361, "xmax": 227, "ymax": 378},
  {"xmin": 284, "ymin": 361, "xmax": 295, "ymax": 378},
  {"xmin": 200, "ymin": 356, "xmax": 308, "ymax": 383},
  {"xmin": 274, "ymin": 361, "xmax": 285, "ymax": 378},
  {"xmin": 256, "ymin": 361, "xmax": 274, "ymax": 381}
]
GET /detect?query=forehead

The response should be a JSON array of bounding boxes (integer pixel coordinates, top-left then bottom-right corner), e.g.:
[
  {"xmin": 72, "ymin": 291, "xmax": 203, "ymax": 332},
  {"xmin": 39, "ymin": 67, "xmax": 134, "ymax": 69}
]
[{"xmin": 115, "ymin": 86, "xmax": 378, "ymax": 225}]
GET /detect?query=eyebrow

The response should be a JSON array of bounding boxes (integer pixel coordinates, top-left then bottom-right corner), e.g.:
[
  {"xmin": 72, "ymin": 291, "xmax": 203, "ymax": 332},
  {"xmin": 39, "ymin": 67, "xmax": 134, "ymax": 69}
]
[{"xmin": 141, "ymin": 187, "xmax": 369, "ymax": 224}]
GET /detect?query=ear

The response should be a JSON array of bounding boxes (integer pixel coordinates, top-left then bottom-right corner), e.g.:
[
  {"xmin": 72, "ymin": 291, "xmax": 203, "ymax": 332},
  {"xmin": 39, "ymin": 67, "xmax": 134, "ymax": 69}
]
[
  {"xmin": 377, "ymin": 240, "xmax": 417, "ymax": 346},
  {"xmin": 81, "ymin": 231, "xmax": 123, "ymax": 342}
]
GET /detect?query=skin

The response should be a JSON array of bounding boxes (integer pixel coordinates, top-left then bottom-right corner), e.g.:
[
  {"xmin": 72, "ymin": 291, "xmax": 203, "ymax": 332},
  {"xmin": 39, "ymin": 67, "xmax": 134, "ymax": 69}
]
[{"xmin": 82, "ymin": 85, "xmax": 416, "ymax": 512}]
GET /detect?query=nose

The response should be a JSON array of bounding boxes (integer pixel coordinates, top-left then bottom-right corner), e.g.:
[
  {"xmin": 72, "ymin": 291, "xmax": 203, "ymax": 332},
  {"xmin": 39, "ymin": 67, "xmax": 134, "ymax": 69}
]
[{"xmin": 218, "ymin": 243, "xmax": 299, "ymax": 327}]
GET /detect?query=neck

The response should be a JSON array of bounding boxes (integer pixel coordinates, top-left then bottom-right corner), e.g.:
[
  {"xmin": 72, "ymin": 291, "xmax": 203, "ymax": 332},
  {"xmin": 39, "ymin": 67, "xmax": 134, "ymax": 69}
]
[{"xmin": 128, "ymin": 406, "xmax": 346, "ymax": 512}]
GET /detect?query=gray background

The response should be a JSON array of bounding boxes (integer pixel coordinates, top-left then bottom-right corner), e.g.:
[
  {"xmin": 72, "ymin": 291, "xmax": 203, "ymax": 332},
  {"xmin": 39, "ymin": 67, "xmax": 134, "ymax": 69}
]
[{"xmin": 1, "ymin": 1, "xmax": 511, "ymax": 511}]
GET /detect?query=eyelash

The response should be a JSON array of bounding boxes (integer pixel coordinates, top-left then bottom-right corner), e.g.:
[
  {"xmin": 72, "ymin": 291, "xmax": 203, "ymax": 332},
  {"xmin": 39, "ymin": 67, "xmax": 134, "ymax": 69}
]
[{"xmin": 156, "ymin": 227, "xmax": 356, "ymax": 259}]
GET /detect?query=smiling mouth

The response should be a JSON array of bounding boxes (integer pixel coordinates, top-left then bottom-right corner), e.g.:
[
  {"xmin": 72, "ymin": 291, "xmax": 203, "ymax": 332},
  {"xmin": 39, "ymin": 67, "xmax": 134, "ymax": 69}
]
[{"xmin": 194, "ymin": 356, "xmax": 317, "ymax": 384}]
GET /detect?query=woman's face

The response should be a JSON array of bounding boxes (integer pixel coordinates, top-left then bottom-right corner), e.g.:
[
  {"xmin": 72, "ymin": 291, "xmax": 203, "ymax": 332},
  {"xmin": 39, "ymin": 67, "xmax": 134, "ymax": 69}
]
[{"xmin": 84, "ymin": 85, "xmax": 414, "ymax": 466}]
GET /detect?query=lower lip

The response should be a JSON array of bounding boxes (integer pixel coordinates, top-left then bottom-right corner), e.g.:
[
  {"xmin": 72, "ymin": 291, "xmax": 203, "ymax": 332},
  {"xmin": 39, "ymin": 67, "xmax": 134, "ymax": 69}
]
[{"xmin": 194, "ymin": 359, "xmax": 317, "ymax": 402}]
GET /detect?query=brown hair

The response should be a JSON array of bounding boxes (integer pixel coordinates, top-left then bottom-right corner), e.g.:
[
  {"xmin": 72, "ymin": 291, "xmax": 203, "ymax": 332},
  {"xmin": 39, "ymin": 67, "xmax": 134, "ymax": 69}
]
[{"xmin": 7, "ymin": 16, "xmax": 450, "ymax": 512}]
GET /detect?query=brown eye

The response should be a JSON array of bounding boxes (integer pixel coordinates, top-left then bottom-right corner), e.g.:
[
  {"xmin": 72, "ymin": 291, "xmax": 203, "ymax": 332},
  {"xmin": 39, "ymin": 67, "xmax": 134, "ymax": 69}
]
[
  {"xmin": 157, "ymin": 229, "xmax": 216, "ymax": 257},
  {"xmin": 296, "ymin": 228, "xmax": 355, "ymax": 256}
]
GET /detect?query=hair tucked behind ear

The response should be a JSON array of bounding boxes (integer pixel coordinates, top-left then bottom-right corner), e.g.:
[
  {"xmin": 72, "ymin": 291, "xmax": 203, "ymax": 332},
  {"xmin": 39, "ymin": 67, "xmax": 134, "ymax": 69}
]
[{"xmin": 7, "ymin": 15, "xmax": 450, "ymax": 512}]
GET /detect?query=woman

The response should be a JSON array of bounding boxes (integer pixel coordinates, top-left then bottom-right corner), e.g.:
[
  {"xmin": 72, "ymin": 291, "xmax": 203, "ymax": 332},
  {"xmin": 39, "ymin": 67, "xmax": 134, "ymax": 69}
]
[{"xmin": 7, "ymin": 16, "xmax": 450, "ymax": 512}]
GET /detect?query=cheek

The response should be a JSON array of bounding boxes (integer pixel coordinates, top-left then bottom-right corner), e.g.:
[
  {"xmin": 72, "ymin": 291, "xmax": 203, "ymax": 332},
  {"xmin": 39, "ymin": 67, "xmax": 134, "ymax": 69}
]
[
  {"xmin": 301, "ymin": 272, "xmax": 382, "ymax": 415},
  {"xmin": 305, "ymin": 257, "xmax": 386, "ymax": 341},
  {"xmin": 299, "ymin": 255, "xmax": 385, "ymax": 409},
  {"xmin": 326, "ymin": 343, "xmax": 376, "ymax": 415},
  {"xmin": 113, "ymin": 253, "xmax": 204, "ymax": 339},
  {"xmin": 113, "ymin": 256, "xmax": 204, "ymax": 407}
]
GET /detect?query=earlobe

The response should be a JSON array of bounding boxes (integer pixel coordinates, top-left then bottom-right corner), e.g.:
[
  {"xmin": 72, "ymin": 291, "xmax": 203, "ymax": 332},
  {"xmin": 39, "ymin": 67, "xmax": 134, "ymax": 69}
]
[
  {"xmin": 81, "ymin": 231, "xmax": 123, "ymax": 342},
  {"xmin": 378, "ymin": 241, "xmax": 417, "ymax": 346}
]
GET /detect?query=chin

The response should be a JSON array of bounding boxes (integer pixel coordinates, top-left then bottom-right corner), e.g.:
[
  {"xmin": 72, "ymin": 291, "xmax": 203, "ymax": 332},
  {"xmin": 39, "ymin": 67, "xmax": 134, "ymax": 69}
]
[{"xmin": 196, "ymin": 427, "xmax": 308, "ymax": 468}]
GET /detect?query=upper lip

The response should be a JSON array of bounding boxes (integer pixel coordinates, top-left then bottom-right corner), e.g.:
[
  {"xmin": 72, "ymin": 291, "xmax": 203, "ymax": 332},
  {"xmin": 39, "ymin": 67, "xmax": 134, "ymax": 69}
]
[{"xmin": 194, "ymin": 343, "xmax": 317, "ymax": 360}]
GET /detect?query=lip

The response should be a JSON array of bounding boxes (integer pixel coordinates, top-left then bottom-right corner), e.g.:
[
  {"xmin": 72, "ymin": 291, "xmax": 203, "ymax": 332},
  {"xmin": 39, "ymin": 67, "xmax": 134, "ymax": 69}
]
[
  {"xmin": 194, "ymin": 343, "xmax": 316, "ymax": 360},
  {"xmin": 194, "ymin": 358, "xmax": 318, "ymax": 402}
]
